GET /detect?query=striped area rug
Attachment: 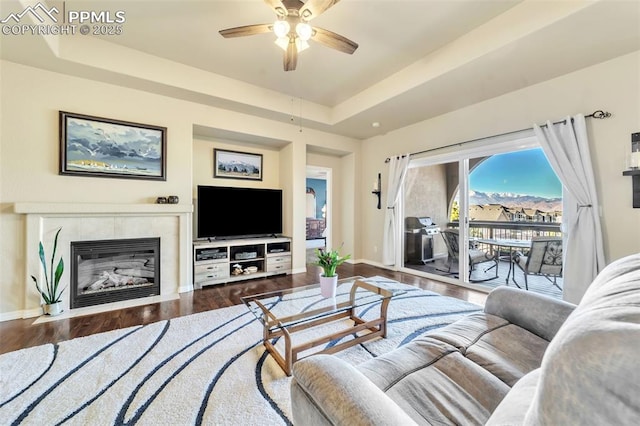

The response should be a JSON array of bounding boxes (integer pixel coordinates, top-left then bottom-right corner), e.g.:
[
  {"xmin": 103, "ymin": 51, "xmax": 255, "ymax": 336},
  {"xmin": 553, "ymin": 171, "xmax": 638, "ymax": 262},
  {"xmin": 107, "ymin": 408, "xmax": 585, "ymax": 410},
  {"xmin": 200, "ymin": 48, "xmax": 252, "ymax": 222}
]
[{"xmin": 0, "ymin": 277, "xmax": 481, "ymax": 425}]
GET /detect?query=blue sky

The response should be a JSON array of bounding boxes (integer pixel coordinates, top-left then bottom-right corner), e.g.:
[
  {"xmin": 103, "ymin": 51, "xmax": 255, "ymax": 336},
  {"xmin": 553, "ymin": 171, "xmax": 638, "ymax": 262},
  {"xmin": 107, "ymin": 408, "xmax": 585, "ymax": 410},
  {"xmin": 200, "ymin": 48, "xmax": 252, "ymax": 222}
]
[{"xmin": 470, "ymin": 148, "xmax": 562, "ymax": 198}]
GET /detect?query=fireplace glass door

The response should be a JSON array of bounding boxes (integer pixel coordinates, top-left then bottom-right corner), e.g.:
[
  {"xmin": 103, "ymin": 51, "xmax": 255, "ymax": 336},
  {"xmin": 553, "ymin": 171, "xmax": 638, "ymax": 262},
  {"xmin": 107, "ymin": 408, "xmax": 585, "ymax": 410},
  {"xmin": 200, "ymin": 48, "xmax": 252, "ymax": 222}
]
[{"xmin": 70, "ymin": 237, "xmax": 161, "ymax": 308}]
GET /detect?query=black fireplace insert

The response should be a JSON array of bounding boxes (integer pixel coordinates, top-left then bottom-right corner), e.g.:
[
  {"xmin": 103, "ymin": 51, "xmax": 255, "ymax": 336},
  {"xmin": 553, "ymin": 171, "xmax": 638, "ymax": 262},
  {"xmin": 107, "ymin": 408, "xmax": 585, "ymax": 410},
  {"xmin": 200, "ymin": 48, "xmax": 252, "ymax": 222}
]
[{"xmin": 70, "ymin": 237, "xmax": 161, "ymax": 309}]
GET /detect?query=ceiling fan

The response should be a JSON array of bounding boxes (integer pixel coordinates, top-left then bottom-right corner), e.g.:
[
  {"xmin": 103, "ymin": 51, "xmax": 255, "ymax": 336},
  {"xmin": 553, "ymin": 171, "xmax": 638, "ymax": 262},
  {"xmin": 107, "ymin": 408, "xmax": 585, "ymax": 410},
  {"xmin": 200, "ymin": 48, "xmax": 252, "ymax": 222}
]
[{"xmin": 219, "ymin": 0, "xmax": 358, "ymax": 71}]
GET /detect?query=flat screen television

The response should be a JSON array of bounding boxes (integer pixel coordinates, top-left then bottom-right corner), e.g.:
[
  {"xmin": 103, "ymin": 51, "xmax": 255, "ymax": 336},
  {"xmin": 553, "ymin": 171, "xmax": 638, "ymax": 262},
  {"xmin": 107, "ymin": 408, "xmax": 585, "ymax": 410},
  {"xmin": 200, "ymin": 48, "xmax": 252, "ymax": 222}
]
[{"xmin": 197, "ymin": 185, "xmax": 283, "ymax": 239}]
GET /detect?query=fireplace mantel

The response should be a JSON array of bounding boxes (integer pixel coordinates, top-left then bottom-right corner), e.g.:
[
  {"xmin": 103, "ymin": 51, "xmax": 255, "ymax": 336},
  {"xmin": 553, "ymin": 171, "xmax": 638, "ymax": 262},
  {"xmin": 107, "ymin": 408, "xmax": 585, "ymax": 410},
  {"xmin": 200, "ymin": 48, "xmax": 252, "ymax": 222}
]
[
  {"xmin": 15, "ymin": 202, "xmax": 193, "ymax": 320},
  {"xmin": 14, "ymin": 202, "xmax": 192, "ymax": 215}
]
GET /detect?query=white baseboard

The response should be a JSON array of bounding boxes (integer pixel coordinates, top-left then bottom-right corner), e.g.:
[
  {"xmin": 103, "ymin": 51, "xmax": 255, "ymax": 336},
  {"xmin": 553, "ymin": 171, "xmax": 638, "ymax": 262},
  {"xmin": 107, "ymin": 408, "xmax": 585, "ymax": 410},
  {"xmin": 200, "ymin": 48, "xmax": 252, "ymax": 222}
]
[
  {"xmin": 178, "ymin": 284, "xmax": 194, "ymax": 293},
  {"xmin": 31, "ymin": 293, "xmax": 181, "ymax": 324},
  {"xmin": 0, "ymin": 308, "xmax": 42, "ymax": 322}
]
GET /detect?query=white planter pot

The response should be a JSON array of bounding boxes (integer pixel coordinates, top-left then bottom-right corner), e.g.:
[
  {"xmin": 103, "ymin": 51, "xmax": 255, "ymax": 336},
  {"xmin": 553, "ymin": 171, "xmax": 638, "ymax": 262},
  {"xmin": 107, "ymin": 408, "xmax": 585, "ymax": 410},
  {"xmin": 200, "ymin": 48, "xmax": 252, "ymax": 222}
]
[
  {"xmin": 42, "ymin": 301, "xmax": 64, "ymax": 316},
  {"xmin": 319, "ymin": 275, "xmax": 338, "ymax": 298}
]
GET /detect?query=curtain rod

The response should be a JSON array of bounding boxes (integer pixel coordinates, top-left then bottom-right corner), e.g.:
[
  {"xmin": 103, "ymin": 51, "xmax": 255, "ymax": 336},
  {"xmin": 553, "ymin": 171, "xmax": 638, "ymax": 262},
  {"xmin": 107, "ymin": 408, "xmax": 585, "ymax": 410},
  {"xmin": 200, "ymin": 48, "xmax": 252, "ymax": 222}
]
[{"xmin": 384, "ymin": 110, "xmax": 612, "ymax": 163}]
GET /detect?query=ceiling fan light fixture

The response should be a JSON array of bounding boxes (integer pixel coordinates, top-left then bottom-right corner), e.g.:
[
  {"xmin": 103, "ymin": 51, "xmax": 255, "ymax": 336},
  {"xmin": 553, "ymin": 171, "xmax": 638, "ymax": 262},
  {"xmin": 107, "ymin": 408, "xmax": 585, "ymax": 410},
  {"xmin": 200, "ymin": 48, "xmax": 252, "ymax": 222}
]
[
  {"xmin": 295, "ymin": 22, "xmax": 312, "ymax": 41},
  {"xmin": 273, "ymin": 19, "xmax": 290, "ymax": 38},
  {"xmin": 219, "ymin": 1, "xmax": 358, "ymax": 72},
  {"xmin": 275, "ymin": 36, "xmax": 290, "ymax": 51},
  {"xmin": 295, "ymin": 38, "xmax": 310, "ymax": 53}
]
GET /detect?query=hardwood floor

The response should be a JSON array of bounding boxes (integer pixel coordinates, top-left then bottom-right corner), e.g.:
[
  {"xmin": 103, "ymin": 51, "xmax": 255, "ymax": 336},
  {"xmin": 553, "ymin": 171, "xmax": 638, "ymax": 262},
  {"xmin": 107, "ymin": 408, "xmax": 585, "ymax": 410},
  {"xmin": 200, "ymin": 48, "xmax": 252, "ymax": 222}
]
[{"xmin": 0, "ymin": 263, "xmax": 487, "ymax": 355}]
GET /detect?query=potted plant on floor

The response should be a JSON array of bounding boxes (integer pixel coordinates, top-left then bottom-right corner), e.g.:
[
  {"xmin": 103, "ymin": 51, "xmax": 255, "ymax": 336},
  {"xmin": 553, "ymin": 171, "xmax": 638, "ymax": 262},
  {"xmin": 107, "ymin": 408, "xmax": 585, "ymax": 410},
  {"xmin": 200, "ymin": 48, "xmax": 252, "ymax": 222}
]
[
  {"xmin": 31, "ymin": 228, "xmax": 65, "ymax": 316},
  {"xmin": 314, "ymin": 247, "xmax": 351, "ymax": 298}
]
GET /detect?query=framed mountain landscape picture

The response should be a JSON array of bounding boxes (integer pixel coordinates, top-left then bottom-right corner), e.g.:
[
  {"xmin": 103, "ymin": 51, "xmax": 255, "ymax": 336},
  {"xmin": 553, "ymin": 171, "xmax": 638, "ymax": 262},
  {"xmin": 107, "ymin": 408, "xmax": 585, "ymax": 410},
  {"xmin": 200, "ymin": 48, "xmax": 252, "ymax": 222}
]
[
  {"xmin": 214, "ymin": 148, "xmax": 263, "ymax": 181},
  {"xmin": 59, "ymin": 111, "xmax": 167, "ymax": 181}
]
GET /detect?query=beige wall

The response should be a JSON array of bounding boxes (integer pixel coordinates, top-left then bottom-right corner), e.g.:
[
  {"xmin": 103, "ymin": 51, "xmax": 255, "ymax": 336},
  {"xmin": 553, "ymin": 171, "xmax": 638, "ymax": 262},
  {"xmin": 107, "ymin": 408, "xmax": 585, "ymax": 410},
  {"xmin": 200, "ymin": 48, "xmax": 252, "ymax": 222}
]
[
  {"xmin": 0, "ymin": 61, "xmax": 360, "ymax": 318},
  {"xmin": 361, "ymin": 51, "xmax": 640, "ymax": 298}
]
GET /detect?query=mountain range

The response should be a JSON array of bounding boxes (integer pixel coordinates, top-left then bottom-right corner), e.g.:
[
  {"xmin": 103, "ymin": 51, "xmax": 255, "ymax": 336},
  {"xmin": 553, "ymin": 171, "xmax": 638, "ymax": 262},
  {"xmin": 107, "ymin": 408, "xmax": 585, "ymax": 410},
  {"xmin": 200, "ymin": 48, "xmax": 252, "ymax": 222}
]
[{"xmin": 469, "ymin": 190, "xmax": 562, "ymax": 212}]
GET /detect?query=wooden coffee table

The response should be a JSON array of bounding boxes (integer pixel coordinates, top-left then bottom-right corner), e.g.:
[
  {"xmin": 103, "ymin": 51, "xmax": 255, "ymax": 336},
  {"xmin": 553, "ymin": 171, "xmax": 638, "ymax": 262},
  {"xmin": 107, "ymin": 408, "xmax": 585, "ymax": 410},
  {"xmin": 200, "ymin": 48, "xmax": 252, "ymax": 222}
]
[{"xmin": 241, "ymin": 276, "xmax": 405, "ymax": 376}]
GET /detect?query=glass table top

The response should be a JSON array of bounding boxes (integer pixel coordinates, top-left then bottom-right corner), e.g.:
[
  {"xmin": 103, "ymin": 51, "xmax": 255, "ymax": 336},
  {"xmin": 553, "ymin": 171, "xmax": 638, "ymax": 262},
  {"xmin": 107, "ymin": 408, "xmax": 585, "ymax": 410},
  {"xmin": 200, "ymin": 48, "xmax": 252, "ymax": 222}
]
[{"xmin": 241, "ymin": 276, "xmax": 406, "ymax": 330}]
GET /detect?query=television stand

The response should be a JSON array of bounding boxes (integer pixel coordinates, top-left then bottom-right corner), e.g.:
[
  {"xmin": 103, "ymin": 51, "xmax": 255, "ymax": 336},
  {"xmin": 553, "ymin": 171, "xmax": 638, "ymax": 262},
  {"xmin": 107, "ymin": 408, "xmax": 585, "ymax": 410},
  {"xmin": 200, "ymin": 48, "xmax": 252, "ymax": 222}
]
[{"xmin": 193, "ymin": 236, "xmax": 292, "ymax": 289}]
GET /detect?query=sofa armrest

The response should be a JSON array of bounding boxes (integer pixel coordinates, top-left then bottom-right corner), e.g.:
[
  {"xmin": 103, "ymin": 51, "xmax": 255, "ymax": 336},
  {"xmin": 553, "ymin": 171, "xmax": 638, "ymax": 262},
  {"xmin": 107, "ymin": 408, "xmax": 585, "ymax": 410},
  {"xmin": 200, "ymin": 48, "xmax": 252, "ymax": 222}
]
[
  {"xmin": 291, "ymin": 354, "xmax": 419, "ymax": 426},
  {"xmin": 484, "ymin": 286, "xmax": 576, "ymax": 341}
]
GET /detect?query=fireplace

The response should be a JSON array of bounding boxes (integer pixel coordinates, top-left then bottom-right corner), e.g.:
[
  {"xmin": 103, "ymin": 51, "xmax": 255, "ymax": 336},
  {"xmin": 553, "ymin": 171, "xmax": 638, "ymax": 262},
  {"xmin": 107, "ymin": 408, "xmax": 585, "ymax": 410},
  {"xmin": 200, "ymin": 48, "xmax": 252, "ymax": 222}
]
[{"xmin": 70, "ymin": 238, "xmax": 161, "ymax": 309}]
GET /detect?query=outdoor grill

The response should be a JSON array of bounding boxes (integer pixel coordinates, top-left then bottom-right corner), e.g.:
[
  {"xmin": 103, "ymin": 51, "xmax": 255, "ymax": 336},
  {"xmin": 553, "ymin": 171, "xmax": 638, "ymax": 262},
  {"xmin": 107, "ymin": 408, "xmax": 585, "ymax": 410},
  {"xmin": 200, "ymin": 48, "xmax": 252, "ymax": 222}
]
[{"xmin": 404, "ymin": 217, "xmax": 440, "ymax": 264}]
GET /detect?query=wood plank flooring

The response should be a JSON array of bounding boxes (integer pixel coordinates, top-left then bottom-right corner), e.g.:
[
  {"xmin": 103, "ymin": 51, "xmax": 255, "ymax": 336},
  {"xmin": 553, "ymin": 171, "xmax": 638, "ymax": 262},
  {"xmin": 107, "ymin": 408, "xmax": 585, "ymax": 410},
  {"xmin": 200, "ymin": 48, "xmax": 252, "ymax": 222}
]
[{"xmin": 0, "ymin": 263, "xmax": 487, "ymax": 355}]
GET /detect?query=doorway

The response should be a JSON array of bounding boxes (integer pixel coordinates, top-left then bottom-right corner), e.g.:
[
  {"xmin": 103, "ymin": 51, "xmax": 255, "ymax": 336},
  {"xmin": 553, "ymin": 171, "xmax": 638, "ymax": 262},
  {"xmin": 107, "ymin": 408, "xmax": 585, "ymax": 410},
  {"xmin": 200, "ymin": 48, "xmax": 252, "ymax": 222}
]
[{"xmin": 306, "ymin": 166, "xmax": 331, "ymax": 263}]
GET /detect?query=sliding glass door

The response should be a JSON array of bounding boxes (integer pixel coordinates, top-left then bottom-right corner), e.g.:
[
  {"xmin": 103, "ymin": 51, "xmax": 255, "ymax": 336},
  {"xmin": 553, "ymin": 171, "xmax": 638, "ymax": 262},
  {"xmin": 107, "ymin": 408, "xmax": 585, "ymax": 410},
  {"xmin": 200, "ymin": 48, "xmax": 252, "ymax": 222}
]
[
  {"xmin": 402, "ymin": 160, "xmax": 462, "ymax": 280},
  {"xmin": 401, "ymin": 138, "xmax": 564, "ymax": 298}
]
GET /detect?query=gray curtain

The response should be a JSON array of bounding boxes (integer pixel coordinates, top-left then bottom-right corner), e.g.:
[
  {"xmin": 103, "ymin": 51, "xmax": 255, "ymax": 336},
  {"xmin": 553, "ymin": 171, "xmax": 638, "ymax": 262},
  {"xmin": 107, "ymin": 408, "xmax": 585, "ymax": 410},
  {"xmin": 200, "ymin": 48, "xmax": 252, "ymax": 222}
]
[
  {"xmin": 534, "ymin": 115, "xmax": 605, "ymax": 303},
  {"xmin": 382, "ymin": 155, "xmax": 410, "ymax": 265}
]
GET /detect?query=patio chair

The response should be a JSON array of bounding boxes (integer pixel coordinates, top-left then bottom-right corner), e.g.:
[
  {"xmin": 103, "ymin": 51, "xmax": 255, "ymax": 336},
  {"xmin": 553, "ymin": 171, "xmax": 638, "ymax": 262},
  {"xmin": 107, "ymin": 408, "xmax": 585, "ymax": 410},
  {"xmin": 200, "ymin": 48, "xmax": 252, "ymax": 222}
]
[
  {"xmin": 440, "ymin": 229, "xmax": 499, "ymax": 282},
  {"xmin": 513, "ymin": 236, "xmax": 563, "ymax": 290}
]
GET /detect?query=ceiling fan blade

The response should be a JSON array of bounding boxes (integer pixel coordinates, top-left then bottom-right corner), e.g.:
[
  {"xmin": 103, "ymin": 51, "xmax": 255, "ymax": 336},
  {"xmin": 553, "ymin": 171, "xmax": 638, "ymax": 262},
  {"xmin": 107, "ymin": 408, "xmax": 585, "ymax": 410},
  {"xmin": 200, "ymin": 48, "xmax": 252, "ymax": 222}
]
[
  {"xmin": 264, "ymin": 0, "xmax": 288, "ymax": 17},
  {"xmin": 219, "ymin": 24, "xmax": 272, "ymax": 38},
  {"xmin": 311, "ymin": 27, "xmax": 358, "ymax": 54},
  {"xmin": 299, "ymin": 0, "xmax": 340, "ymax": 21},
  {"xmin": 284, "ymin": 39, "xmax": 298, "ymax": 71}
]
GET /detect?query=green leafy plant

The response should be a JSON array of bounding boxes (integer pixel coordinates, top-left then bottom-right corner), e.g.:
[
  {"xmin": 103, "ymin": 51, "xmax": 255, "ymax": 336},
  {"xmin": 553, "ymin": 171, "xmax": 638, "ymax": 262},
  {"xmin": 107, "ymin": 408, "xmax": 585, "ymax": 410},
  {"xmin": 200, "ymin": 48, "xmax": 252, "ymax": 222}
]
[
  {"xmin": 313, "ymin": 247, "xmax": 351, "ymax": 278},
  {"xmin": 31, "ymin": 228, "xmax": 65, "ymax": 305}
]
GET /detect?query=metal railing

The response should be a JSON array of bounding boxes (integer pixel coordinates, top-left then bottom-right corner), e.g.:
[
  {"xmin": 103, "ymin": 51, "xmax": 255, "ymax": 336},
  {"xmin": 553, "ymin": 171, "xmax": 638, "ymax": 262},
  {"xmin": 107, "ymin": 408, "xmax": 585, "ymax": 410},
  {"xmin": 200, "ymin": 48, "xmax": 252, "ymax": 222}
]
[{"xmin": 446, "ymin": 221, "xmax": 562, "ymax": 241}]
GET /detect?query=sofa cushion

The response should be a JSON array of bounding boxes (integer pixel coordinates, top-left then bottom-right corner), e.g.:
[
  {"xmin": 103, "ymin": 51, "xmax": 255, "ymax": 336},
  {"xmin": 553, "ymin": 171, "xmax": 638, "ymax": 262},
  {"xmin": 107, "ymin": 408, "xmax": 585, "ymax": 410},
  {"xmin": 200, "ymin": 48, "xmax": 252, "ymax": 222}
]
[
  {"xmin": 524, "ymin": 253, "xmax": 640, "ymax": 425},
  {"xmin": 291, "ymin": 355, "xmax": 419, "ymax": 426},
  {"xmin": 425, "ymin": 312, "xmax": 510, "ymax": 351},
  {"xmin": 485, "ymin": 369, "xmax": 541, "ymax": 425},
  {"xmin": 428, "ymin": 313, "xmax": 550, "ymax": 386},
  {"xmin": 357, "ymin": 337, "xmax": 510, "ymax": 425},
  {"xmin": 483, "ymin": 286, "xmax": 575, "ymax": 342}
]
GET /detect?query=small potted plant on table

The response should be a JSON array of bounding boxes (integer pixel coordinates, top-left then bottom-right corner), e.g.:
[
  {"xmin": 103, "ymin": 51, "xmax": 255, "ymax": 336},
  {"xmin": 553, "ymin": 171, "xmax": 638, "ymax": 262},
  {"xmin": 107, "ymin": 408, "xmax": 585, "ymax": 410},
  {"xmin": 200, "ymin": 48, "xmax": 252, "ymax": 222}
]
[
  {"xmin": 31, "ymin": 228, "xmax": 65, "ymax": 316},
  {"xmin": 314, "ymin": 247, "xmax": 350, "ymax": 298}
]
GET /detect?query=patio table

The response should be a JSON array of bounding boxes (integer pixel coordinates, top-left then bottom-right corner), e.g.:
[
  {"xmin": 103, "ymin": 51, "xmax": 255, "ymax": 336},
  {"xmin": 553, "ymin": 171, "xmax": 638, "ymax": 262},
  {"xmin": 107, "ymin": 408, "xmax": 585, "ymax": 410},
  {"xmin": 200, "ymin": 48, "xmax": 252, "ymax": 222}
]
[{"xmin": 476, "ymin": 238, "xmax": 531, "ymax": 287}]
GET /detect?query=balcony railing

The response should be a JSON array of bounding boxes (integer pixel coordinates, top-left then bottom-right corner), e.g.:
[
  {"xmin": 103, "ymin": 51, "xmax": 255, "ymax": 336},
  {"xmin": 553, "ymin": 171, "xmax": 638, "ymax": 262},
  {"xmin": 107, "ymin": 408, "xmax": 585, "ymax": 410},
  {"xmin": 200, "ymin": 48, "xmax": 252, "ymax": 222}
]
[{"xmin": 446, "ymin": 221, "xmax": 562, "ymax": 241}]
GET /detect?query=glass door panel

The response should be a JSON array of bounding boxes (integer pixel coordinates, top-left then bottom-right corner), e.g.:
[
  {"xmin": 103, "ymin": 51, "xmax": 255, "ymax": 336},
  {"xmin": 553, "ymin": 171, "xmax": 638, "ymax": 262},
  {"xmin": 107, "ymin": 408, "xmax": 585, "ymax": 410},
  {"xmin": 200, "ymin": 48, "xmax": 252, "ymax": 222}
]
[
  {"xmin": 402, "ymin": 161, "xmax": 461, "ymax": 281},
  {"xmin": 466, "ymin": 149, "xmax": 563, "ymax": 295}
]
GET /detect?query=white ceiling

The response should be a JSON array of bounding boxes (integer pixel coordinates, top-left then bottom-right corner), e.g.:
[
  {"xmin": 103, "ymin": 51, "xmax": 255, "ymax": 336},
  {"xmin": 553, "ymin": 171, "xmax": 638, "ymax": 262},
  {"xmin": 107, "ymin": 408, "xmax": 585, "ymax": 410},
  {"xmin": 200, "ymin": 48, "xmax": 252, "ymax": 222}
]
[{"xmin": 1, "ymin": 0, "xmax": 639, "ymax": 140}]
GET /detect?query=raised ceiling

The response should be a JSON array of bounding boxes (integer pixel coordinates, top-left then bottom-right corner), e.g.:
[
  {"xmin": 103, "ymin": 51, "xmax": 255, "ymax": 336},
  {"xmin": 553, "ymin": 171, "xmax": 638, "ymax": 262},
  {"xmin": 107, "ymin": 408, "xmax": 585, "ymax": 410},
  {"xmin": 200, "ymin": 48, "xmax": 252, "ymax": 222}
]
[{"xmin": 1, "ymin": 0, "xmax": 639, "ymax": 139}]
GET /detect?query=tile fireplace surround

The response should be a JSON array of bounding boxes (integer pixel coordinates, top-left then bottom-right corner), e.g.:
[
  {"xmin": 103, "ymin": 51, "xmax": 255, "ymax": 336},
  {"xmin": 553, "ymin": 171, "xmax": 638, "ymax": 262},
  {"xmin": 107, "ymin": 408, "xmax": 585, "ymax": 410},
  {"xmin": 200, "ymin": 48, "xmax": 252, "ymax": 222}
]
[{"xmin": 13, "ymin": 203, "xmax": 193, "ymax": 320}]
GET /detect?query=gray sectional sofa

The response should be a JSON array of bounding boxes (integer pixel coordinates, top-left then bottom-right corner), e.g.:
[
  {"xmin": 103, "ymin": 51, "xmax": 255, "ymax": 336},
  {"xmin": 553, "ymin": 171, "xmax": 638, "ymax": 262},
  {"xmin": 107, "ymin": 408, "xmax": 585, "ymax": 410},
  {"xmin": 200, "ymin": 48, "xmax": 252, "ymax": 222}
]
[{"xmin": 291, "ymin": 253, "xmax": 640, "ymax": 425}]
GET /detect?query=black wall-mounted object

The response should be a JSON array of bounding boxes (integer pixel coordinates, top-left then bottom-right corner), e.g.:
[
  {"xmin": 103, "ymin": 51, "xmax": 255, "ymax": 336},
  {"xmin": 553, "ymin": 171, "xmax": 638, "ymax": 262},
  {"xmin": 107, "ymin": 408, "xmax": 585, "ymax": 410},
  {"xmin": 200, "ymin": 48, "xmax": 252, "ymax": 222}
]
[
  {"xmin": 372, "ymin": 173, "xmax": 382, "ymax": 209},
  {"xmin": 622, "ymin": 169, "xmax": 640, "ymax": 208}
]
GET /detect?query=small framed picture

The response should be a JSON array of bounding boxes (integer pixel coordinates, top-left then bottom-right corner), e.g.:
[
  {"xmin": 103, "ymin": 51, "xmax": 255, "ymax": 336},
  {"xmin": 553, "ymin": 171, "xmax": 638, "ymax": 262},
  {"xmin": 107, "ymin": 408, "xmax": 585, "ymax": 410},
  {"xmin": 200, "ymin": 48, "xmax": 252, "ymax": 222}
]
[
  {"xmin": 214, "ymin": 148, "xmax": 263, "ymax": 181},
  {"xmin": 59, "ymin": 111, "xmax": 167, "ymax": 181}
]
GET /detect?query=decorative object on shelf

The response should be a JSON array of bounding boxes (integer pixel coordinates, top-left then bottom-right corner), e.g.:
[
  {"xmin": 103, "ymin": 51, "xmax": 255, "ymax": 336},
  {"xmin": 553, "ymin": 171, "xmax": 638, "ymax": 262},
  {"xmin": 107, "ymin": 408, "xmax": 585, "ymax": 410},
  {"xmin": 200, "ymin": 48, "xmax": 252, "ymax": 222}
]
[
  {"xmin": 167, "ymin": 195, "xmax": 179, "ymax": 204},
  {"xmin": 218, "ymin": 0, "xmax": 358, "ymax": 72},
  {"xmin": 623, "ymin": 132, "xmax": 640, "ymax": 208},
  {"xmin": 214, "ymin": 148, "xmax": 263, "ymax": 181},
  {"xmin": 371, "ymin": 172, "xmax": 382, "ymax": 209},
  {"xmin": 313, "ymin": 247, "xmax": 351, "ymax": 298},
  {"xmin": 156, "ymin": 196, "xmax": 168, "ymax": 204},
  {"xmin": 236, "ymin": 251, "xmax": 258, "ymax": 260},
  {"xmin": 245, "ymin": 266, "xmax": 259, "ymax": 274},
  {"xmin": 31, "ymin": 227, "xmax": 66, "ymax": 316},
  {"xmin": 59, "ymin": 111, "xmax": 167, "ymax": 181},
  {"xmin": 232, "ymin": 264, "xmax": 244, "ymax": 276}
]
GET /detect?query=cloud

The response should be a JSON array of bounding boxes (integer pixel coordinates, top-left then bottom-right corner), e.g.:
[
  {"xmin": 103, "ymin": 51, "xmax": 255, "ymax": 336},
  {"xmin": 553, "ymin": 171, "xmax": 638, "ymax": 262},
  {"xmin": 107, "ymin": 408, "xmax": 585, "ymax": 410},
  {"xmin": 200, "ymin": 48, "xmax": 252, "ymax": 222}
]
[{"xmin": 66, "ymin": 117, "xmax": 162, "ymax": 161}]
